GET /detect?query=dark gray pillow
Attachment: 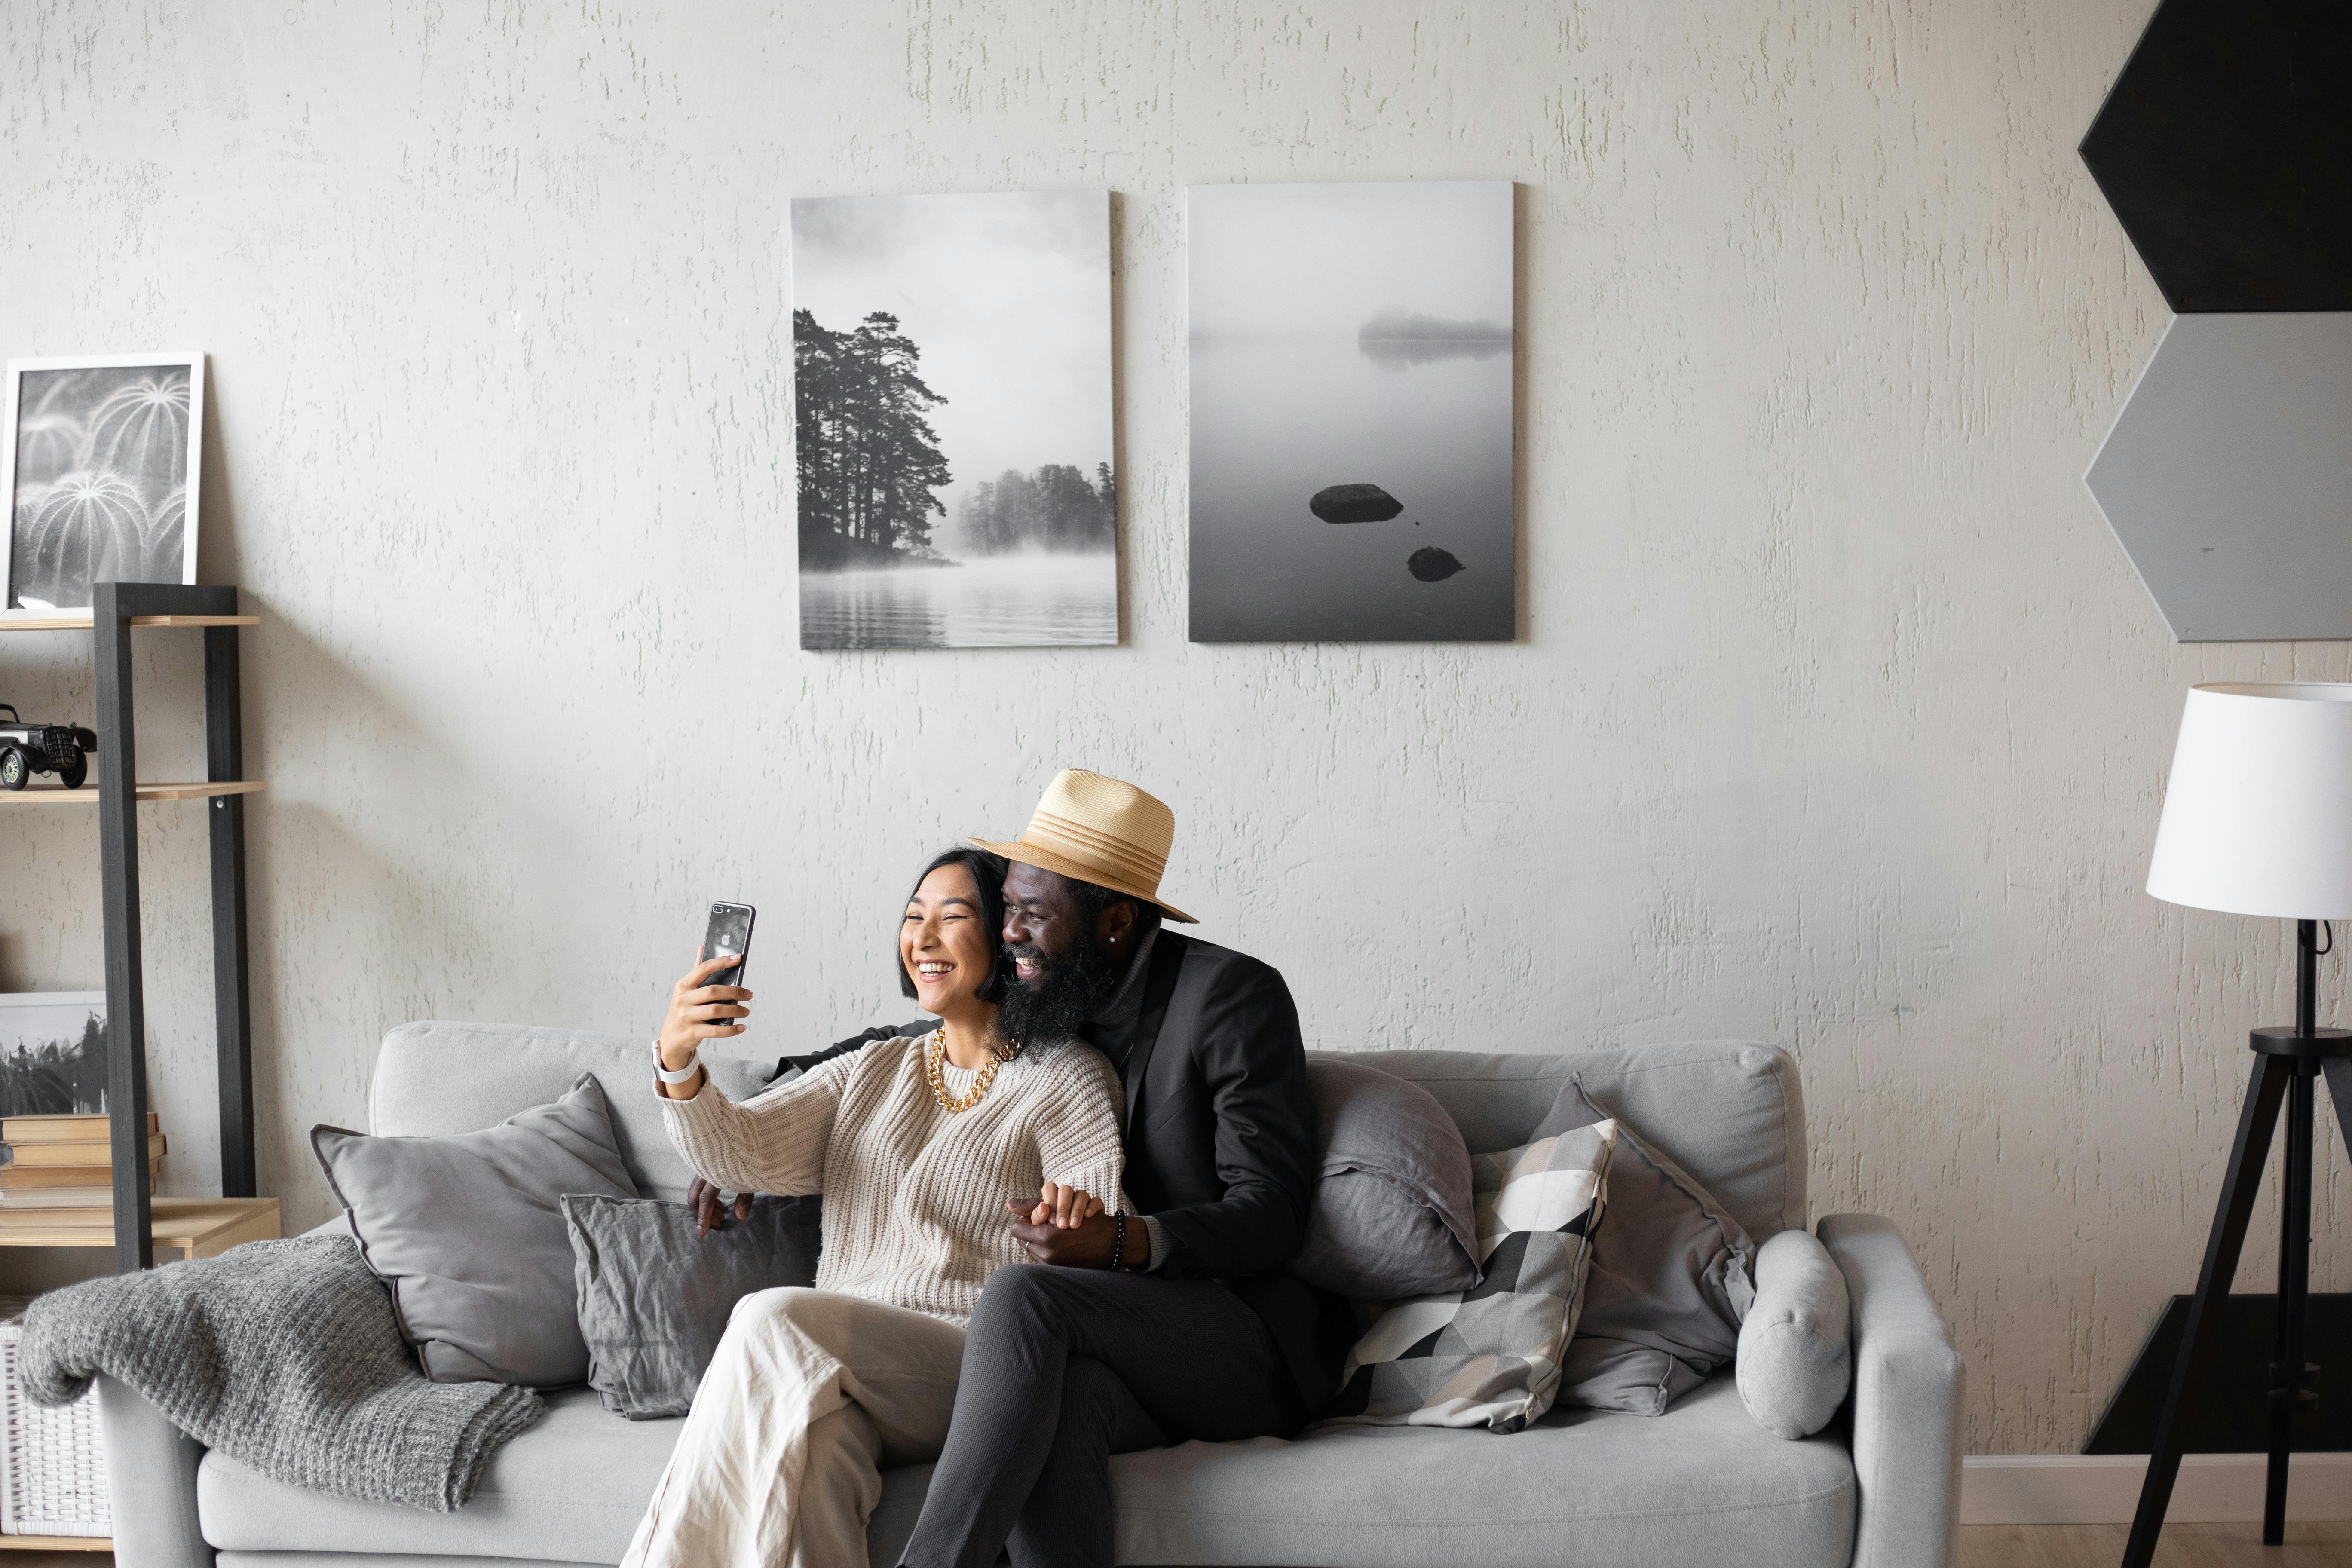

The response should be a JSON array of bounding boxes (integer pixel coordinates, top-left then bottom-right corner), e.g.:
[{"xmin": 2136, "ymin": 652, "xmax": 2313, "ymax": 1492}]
[
  {"xmin": 1535, "ymin": 1077, "xmax": 1757, "ymax": 1415},
  {"xmin": 1289, "ymin": 1059, "xmax": 1479, "ymax": 1300},
  {"xmin": 312, "ymin": 1072, "xmax": 637, "ymax": 1387},
  {"xmin": 564, "ymin": 1194, "xmax": 824, "ymax": 1419}
]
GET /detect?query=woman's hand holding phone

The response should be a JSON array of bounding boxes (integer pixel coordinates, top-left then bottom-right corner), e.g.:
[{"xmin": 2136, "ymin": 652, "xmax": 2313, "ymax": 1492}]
[{"xmin": 658, "ymin": 949, "xmax": 754, "ymax": 1090}]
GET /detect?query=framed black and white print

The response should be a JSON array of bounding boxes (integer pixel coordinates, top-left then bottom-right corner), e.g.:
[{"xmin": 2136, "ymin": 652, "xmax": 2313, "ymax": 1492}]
[
  {"xmin": 2, "ymin": 352, "xmax": 205, "ymax": 615},
  {"xmin": 0, "ymin": 992, "xmax": 107, "ymax": 1118},
  {"xmin": 1189, "ymin": 182, "xmax": 1514, "ymax": 643}
]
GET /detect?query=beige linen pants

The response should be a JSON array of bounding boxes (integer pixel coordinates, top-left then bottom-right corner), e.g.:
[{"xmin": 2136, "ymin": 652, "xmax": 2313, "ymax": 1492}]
[{"xmin": 620, "ymin": 1287, "xmax": 967, "ymax": 1568}]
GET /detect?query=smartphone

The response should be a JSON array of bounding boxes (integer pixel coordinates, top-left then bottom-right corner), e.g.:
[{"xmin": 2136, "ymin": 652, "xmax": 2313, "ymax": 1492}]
[{"xmin": 701, "ymin": 902, "xmax": 756, "ymax": 992}]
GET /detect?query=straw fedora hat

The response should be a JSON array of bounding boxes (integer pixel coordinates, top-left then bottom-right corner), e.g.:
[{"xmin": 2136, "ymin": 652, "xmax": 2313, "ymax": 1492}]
[{"xmin": 971, "ymin": 769, "xmax": 1198, "ymax": 924}]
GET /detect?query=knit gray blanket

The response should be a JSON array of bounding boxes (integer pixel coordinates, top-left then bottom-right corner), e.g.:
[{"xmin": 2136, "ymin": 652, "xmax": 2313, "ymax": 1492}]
[{"xmin": 18, "ymin": 1231, "xmax": 543, "ymax": 1511}]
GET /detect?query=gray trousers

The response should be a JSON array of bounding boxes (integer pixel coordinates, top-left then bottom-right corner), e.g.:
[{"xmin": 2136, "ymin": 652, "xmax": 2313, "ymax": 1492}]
[{"xmin": 899, "ymin": 1263, "xmax": 1304, "ymax": 1568}]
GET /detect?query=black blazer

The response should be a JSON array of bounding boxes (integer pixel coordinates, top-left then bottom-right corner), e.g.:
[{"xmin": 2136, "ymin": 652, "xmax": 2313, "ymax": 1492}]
[
  {"xmin": 772, "ymin": 933, "xmax": 1347, "ymax": 1418},
  {"xmin": 1115, "ymin": 931, "xmax": 1348, "ymax": 1417}
]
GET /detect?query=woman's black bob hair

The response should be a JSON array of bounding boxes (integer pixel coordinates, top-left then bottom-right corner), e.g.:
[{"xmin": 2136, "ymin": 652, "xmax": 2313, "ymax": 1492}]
[{"xmin": 898, "ymin": 847, "xmax": 1012, "ymax": 1004}]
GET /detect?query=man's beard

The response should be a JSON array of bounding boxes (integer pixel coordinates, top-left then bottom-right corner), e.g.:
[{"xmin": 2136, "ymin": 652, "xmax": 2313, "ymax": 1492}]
[{"xmin": 997, "ymin": 937, "xmax": 1120, "ymax": 1047}]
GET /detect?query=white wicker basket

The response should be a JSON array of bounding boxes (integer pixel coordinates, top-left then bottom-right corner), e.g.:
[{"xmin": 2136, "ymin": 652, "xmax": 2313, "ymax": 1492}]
[{"xmin": 0, "ymin": 1300, "xmax": 110, "ymax": 1537}]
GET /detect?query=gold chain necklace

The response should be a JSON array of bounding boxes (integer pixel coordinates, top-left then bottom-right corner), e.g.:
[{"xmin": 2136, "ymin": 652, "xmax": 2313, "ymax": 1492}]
[{"xmin": 925, "ymin": 1028, "xmax": 1021, "ymax": 1113}]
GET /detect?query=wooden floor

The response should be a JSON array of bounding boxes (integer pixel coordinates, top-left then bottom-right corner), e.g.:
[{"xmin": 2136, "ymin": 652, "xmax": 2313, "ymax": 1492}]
[{"xmin": 1959, "ymin": 1522, "xmax": 2352, "ymax": 1567}]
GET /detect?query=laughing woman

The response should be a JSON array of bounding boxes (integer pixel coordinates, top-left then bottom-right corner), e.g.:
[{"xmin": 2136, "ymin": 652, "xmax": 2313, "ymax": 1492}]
[{"xmin": 621, "ymin": 848, "xmax": 1127, "ymax": 1568}]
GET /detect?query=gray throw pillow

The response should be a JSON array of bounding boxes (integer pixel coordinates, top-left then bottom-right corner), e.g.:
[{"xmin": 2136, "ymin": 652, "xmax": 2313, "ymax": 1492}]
[
  {"xmin": 1323, "ymin": 1122, "xmax": 1618, "ymax": 1433},
  {"xmin": 1290, "ymin": 1059, "xmax": 1479, "ymax": 1300},
  {"xmin": 1737, "ymin": 1228, "xmax": 1851, "ymax": 1439},
  {"xmin": 564, "ymin": 1193, "xmax": 824, "ymax": 1419},
  {"xmin": 1534, "ymin": 1077, "xmax": 1756, "ymax": 1415},
  {"xmin": 312, "ymin": 1072, "xmax": 638, "ymax": 1387}
]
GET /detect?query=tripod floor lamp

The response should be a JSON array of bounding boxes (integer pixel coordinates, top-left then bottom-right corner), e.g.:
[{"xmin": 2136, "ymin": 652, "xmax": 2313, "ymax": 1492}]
[{"xmin": 2125, "ymin": 682, "xmax": 2352, "ymax": 1567}]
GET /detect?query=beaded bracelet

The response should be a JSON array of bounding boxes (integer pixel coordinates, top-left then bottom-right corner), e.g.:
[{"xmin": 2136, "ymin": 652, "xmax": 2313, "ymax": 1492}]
[{"xmin": 1109, "ymin": 1210, "xmax": 1127, "ymax": 1272}]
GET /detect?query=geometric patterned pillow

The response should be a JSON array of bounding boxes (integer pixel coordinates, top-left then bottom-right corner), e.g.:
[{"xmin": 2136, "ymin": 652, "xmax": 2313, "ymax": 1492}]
[{"xmin": 1320, "ymin": 1120, "xmax": 1617, "ymax": 1433}]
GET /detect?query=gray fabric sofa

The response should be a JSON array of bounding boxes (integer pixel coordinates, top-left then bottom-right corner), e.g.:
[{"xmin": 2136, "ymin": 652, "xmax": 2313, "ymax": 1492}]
[{"xmin": 100, "ymin": 1021, "xmax": 1963, "ymax": 1568}]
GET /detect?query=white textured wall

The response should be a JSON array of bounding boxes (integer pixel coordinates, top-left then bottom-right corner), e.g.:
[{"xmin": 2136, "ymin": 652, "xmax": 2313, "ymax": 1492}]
[{"xmin": 2, "ymin": 0, "xmax": 2343, "ymax": 1455}]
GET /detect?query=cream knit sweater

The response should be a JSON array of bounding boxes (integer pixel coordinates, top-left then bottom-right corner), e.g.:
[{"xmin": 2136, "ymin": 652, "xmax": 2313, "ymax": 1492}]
[{"xmin": 662, "ymin": 1033, "xmax": 1128, "ymax": 1325}]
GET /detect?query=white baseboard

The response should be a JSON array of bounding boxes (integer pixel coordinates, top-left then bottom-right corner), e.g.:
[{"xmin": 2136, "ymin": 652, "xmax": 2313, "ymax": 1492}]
[{"xmin": 1963, "ymin": 1454, "xmax": 2352, "ymax": 1525}]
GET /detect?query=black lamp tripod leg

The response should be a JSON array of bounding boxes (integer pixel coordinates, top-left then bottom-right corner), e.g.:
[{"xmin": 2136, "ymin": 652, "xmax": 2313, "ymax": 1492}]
[
  {"xmin": 2325, "ymin": 1058, "xmax": 2352, "ymax": 1171},
  {"xmin": 2266, "ymin": 1063, "xmax": 2316, "ymax": 1544},
  {"xmin": 2121, "ymin": 1052, "xmax": 2294, "ymax": 1568}
]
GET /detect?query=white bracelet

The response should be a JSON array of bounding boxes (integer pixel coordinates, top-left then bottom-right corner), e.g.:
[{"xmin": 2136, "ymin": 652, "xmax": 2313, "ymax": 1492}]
[{"xmin": 653, "ymin": 1044, "xmax": 702, "ymax": 1085}]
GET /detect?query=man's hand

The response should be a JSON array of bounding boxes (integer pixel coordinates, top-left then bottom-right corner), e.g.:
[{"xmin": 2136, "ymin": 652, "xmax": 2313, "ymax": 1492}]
[
  {"xmin": 1006, "ymin": 1197, "xmax": 1148, "ymax": 1270},
  {"xmin": 688, "ymin": 1176, "xmax": 754, "ymax": 1238}
]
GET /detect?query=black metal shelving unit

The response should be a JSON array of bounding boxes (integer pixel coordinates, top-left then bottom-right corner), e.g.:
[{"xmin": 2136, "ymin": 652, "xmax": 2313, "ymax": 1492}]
[{"xmin": 4, "ymin": 582, "xmax": 262, "ymax": 1271}]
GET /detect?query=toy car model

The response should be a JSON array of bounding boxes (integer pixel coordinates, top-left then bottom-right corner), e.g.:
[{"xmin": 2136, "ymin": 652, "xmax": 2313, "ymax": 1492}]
[{"xmin": 0, "ymin": 706, "xmax": 95, "ymax": 791}]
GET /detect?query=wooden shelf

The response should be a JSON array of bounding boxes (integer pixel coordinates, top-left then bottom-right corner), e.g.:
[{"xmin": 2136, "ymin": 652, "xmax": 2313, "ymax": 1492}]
[
  {"xmin": 0, "ymin": 1197, "xmax": 279, "ymax": 1260},
  {"xmin": 3, "ymin": 582, "xmax": 263, "ymax": 1268},
  {"xmin": 0, "ymin": 1534, "xmax": 111, "ymax": 1550},
  {"xmin": 0, "ymin": 780, "xmax": 266, "ymax": 805},
  {"xmin": 0, "ymin": 612, "xmax": 258, "ymax": 631}
]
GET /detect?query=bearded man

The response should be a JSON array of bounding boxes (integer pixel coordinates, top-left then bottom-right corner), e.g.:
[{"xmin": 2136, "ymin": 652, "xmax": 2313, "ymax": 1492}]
[{"xmin": 694, "ymin": 770, "xmax": 1342, "ymax": 1568}]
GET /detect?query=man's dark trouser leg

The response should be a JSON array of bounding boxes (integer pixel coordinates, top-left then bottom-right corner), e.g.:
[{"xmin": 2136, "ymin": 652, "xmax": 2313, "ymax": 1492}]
[
  {"xmin": 899, "ymin": 1265, "xmax": 1302, "ymax": 1568},
  {"xmin": 1003, "ymin": 1356, "xmax": 1165, "ymax": 1567}
]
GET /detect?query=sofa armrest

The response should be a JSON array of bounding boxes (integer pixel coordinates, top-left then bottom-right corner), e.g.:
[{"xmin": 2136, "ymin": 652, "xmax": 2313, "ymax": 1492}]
[
  {"xmin": 96, "ymin": 1373, "xmax": 214, "ymax": 1568},
  {"xmin": 1817, "ymin": 1213, "xmax": 1963, "ymax": 1568}
]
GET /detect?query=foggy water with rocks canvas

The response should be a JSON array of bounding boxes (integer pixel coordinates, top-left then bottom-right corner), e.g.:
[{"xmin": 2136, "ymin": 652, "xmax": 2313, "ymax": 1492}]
[{"xmin": 1189, "ymin": 182, "xmax": 1513, "ymax": 642}]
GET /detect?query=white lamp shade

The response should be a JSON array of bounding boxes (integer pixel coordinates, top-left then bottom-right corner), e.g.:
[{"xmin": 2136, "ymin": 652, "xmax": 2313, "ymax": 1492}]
[{"xmin": 2147, "ymin": 683, "xmax": 2352, "ymax": 919}]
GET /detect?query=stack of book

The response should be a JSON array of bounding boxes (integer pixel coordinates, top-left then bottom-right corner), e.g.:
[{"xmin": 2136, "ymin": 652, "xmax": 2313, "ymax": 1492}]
[{"xmin": 0, "ymin": 1113, "xmax": 164, "ymax": 1207}]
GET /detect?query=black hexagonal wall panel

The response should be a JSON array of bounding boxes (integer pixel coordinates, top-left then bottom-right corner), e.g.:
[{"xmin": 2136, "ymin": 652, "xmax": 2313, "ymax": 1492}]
[{"xmin": 2079, "ymin": 0, "xmax": 2352, "ymax": 313}]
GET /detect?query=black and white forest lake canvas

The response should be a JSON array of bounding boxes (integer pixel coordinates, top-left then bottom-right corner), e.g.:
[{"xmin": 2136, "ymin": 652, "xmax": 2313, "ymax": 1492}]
[
  {"xmin": 1189, "ymin": 183, "xmax": 1513, "ymax": 642},
  {"xmin": 3, "ymin": 354, "xmax": 204, "ymax": 614},
  {"xmin": 792, "ymin": 191, "xmax": 1116, "ymax": 649}
]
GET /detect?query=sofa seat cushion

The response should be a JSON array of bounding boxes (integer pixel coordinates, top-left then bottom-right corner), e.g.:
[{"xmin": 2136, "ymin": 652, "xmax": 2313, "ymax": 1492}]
[
  {"xmin": 884, "ymin": 1377, "xmax": 1853, "ymax": 1568},
  {"xmin": 203, "ymin": 1376, "xmax": 1850, "ymax": 1568},
  {"xmin": 199, "ymin": 1387, "xmax": 680, "ymax": 1561}
]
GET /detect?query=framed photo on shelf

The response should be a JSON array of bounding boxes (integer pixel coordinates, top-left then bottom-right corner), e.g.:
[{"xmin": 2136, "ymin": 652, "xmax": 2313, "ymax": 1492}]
[
  {"xmin": 0, "ymin": 991, "xmax": 107, "ymax": 1119},
  {"xmin": 1, "ymin": 352, "xmax": 205, "ymax": 616}
]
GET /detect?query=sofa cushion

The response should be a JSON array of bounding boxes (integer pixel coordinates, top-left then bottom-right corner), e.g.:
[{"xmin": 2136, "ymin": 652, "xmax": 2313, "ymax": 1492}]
[
  {"xmin": 1324, "ymin": 1040, "xmax": 1806, "ymax": 1243},
  {"xmin": 369, "ymin": 1021, "xmax": 775, "ymax": 1202},
  {"xmin": 879, "ymin": 1376, "xmax": 1854, "ymax": 1568},
  {"xmin": 567, "ymin": 1193, "xmax": 824, "ymax": 1419},
  {"xmin": 1737, "ymin": 1228, "xmax": 1852, "ymax": 1440},
  {"xmin": 211, "ymin": 1557, "xmax": 597, "ymax": 1567},
  {"xmin": 199, "ymin": 1386, "xmax": 679, "ymax": 1559},
  {"xmin": 1291, "ymin": 1058, "xmax": 1479, "ymax": 1299},
  {"xmin": 1326, "ymin": 1121, "xmax": 1617, "ymax": 1432},
  {"xmin": 314, "ymin": 1073, "xmax": 638, "ymax": 1386},
  {"xmin": 1537, "ymin": 1078, "xmax": 1757, "ymax": 1415},
  {"xmin": 201, "ymin": 1376, "xmax": 1850, "ymax": 1568}
]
